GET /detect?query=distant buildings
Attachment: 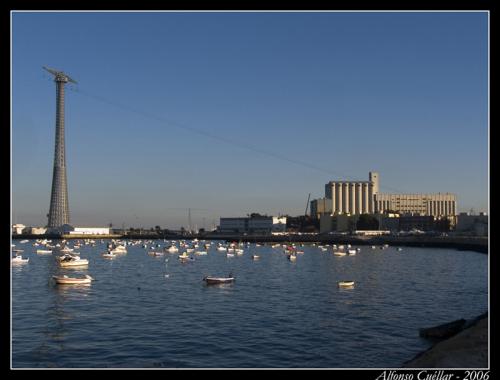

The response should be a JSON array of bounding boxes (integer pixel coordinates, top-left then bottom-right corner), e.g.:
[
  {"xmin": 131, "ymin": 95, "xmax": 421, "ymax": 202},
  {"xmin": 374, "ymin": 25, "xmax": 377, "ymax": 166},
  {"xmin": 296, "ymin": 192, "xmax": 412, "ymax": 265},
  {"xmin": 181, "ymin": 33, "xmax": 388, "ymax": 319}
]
[
  {"xmin": 12, "ymin": 224, "xmax": 26, "ymax": 235},
  {"xmin": 25, "ymin": 227, "xmax": 47, "ymax": 235},
  {"xmin": 312, "ymin": 171, "xmax": 457, "ymax": 219},
  {"xmin": 219, "ymin": 216, "xmax": 287, "ymax": 234},
  {"xmin": 456, "ymin": 212, "xmax": 488, "ymax": 236},
  {"xmin": 312, "ymin": 171, "xmax": 462, "ymax": 233},
  {"xmin": 58, "ymin": 225, "xmax": 110, "ymax": 235}
]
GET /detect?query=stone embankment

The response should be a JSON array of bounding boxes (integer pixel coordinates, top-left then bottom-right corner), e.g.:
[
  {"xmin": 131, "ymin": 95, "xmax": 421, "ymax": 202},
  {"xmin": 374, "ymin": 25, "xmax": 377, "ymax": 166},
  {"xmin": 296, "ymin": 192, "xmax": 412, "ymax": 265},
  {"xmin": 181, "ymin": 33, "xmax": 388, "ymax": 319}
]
[{"xmin": 403, "ymin": 313, "xmax": 488, "ymax": 368}]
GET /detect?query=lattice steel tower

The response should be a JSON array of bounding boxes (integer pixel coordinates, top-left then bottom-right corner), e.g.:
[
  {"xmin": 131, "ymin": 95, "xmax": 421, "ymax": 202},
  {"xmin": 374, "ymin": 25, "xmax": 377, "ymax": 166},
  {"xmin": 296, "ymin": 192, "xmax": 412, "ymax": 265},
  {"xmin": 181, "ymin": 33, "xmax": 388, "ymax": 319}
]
[{"xmin": 43, "ymin": 66, "xmax": 77, "ymax": 228}]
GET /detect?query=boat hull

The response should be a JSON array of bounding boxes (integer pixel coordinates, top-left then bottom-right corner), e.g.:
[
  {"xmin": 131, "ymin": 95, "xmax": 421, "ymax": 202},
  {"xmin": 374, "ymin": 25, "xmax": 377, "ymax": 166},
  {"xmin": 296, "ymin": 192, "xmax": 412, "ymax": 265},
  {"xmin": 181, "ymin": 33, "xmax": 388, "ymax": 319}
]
[
  {"xmin": 52, "ymin": 276, "xmax": 92, "ymax": 284},
  {"xmin": 203, "ymin": 277, "xmax": 235, "ymax": 284}
]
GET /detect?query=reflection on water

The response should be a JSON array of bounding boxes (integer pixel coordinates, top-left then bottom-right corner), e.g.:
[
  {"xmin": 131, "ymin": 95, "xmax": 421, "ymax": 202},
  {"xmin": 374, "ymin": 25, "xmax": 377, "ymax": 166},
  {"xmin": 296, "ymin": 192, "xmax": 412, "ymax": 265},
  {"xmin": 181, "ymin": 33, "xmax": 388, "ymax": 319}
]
[{"xmin": 12, "ymin": 240, "xmax": 487, "ymax": 368}]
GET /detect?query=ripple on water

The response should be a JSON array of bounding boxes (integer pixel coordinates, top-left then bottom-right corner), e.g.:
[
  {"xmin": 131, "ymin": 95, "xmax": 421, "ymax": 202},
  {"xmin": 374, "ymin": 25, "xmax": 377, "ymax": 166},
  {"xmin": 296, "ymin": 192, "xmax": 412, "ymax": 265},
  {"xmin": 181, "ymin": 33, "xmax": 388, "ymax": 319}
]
[{"xmin": 12, "ymin": 242, "xmax": 487, "ymax": 368}]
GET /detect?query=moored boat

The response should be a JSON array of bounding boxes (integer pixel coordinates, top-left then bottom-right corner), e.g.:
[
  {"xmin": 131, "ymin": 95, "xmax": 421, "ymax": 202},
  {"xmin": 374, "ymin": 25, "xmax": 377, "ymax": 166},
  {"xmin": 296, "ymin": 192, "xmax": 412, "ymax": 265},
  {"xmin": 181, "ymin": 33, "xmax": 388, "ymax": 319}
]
[
  {"xmin": 203, "ymin": 275, "xmax": 235, "ymax": 284},
  {"xmin": 338, "ymin": 281, "xmax": 355, "ymax": 288},
  {"xmin": 52, "ymin": 274, "xmax": 93, "ymax": 285},
  {"xmin": 333, "ymin": 251, "xmax": 346, "ymax": 256},
  {"xmin": 59, "ymin": 258, "xmax": 89, "ymax": 267},
  {"xmin": 12, "ymin": 256, "xmax": 29, "ymax": 264}
]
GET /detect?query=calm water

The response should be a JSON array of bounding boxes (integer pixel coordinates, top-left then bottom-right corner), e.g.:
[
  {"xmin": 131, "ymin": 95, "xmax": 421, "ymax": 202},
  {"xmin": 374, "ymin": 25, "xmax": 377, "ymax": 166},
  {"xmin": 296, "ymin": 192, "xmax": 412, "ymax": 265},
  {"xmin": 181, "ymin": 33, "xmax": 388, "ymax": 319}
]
[{"xmin": 11, "ymin": 240, "xmax": 488, "ymax": 368}]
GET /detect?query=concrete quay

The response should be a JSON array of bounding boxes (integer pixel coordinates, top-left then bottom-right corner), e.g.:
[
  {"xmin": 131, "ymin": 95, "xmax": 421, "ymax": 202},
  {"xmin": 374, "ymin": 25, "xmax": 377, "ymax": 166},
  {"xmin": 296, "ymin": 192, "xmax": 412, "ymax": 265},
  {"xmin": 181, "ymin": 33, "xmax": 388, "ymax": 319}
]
[{"xmin": 403, "ymin": 313, "xmax": 488, "ymax": 368}]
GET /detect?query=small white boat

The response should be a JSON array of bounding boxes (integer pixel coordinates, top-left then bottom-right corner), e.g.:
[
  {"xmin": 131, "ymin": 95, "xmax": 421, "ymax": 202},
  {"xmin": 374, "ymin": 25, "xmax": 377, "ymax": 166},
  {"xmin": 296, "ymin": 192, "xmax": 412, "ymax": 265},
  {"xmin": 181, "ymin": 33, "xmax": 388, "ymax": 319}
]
[
  {"xmin": 179, "ymin": 255, "xmax": 195, "ymax": 262},
  {"xmin": 20, "ymin": 240, "xmax": 29, "ymax": 244},
  {"xmin": 397, "ymin": 247, "xmax": 403, "ymax": 251},
  {"xmin": 338, "ymin": 281, "xmax": 355, "ymax": 288},
  {"xmin": 216, "ymin": 246, "xmax": 227, "ymax": 251},
  {"xmin": 226, "ymin": 253, "xmax": 235, "ymax": 258},
  {"xmin": 37, "ymin": 249, "xmax": 53, "ymax": 254},
  {"xmin": 56, "ymin": 253, "xmax": 81, "ymax": 261},
  {"xmin": 251, "ymin": 254, "xmax": 260, "ymax": 260},
  {"xmin": 203, "ymin": 275, "xmax": 235, "ymax": 285},
  {"xmin": 333, "ymin": 251, "xmax": 346, "ymax": 256},
  {"xmin": 12, "ymin": 256, "xmax": 29, "ymax": 264},
  {"xmin": 194, "ymin": 251, "xmax": 207, "ymax": 255},
  {"xmin": 53, "ymin": 274, "xmax": 93, "ymax": 285},
  {"xmin": 59, "ymin": 258, "xmax": 89, "ymax": 267},
  {"xmin": 348, "ymin": 249, "xmax": 357, "ymax": 255},
  {"xmin": 12, "ymin": 249, "xmax": 24, "ymax": 253},
  {"xmin": 148, "ymin": 251, "xmax": 164, "ymax": 256},
  {"xmin": 165, "ymin": 245, "xmax": 179, "ymax": 253},
  {"xmin": 287, "ymin": 254, "xmax": 297, "ymax": 262},
  {"xmin": 102, "ymin": 252, "xmax": 116, "ymax": 259}
]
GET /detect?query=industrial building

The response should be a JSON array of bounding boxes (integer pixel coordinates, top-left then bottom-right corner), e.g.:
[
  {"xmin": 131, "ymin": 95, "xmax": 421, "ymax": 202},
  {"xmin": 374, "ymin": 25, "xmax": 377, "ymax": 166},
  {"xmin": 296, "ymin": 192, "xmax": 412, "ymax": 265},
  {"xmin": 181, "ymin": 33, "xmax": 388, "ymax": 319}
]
[
  {"xmin": 456, "ymin": 212, "xmax": 488, "ymax": 236},
  {"xmin": 311, "ymin": 171, "xmax": 457, "ymax": 218},
  {"xmin": 374, "ymin": 192, "xmax": 457, "ymax": 217},
  {"xmin": 12, "ymin": 224, "xmax": 26, "ymax": 235},
  {"xmin": 219, "ymin": 216, "xmax": 287, "ymax": 234},
  {"xmin": 58, "ymin": 224, "xmax": 110, "ymax": 235}
]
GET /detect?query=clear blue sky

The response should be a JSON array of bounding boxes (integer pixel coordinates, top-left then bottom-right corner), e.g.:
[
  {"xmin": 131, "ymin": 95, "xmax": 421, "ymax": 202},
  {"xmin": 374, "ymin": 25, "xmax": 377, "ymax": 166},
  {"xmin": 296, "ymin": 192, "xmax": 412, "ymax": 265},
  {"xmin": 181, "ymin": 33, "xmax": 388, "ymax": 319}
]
[{"xmin": 12, "ymin": 11, "xmax": 488, "ymax": 229}]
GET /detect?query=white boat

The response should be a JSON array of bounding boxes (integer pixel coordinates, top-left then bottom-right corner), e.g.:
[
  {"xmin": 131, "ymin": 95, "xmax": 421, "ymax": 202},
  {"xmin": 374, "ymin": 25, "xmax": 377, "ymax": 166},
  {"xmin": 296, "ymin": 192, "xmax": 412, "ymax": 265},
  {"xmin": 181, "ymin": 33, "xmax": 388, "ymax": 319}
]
[
  {"xmin": 287, "ymin": 254, "xmax": 297, "ymax": 262},
  {"xmin": 148, "ymin": 251, "xmax": 164, "ymax": 256},
  {"xmin": 338, "ymin": 281, "xmax": 355, "ymax": 288},
  {"xmin": 20, "ymin": 240, "xmax": 29, "ymax": 244},
  {"xmin": 53, "ymin": 274, "xmax": 93, "ymax": 285},
  {"xmin": 56, "ymin": 253, "xmax": 81, "ymax": 261},
  {"xmin": 235, "ymin": 249, "xmax": 244, "ymax": 255},
  {"xmin": 203, "ymin": 275, "xmax": 235, "ymax": 285},
  {"xmin": 59, "ymin": 258, "xmax": 89, "ymax": 267},
  {"xmin": 348, "ymin": 249, "xmax": 357, "ymax": 255},
  {"xmin": 12, "ymin": 256, "xmax": 29, "ymax": 264},
  {"xmin": 226, "ymin": 253, "xmax": 235, "ymax": 258},
  {"xmin": 216, "ymin": 246, "xmax": 227, "ymax": 251},
  {"xmin": 102, "ymin": 252, "xmax": 116, "ymax": 259},
  {"xmin": 194, "ymin": 251, "xmax": 207, "ymax": 255},
  {"xmin": 12, "ymin": 249, "xmax": 24, "ymax": 254},
  {"xmin": 251, "ymin": 255, "xmax": 260, "ymax": 260},
  {"xmin": 333, "ymin": 251, "xmax": 347, "ymax": 256},
  {"xmin": 397, "ymin": 247, "xmax": 403, "ymax": 251},
  {"xmin": 165, "ymin": 245, "xmax": 179, "ymax": 253},
  {"xmin": 37, "ymin": 249, "xmax": 53, "ymax": 254}
]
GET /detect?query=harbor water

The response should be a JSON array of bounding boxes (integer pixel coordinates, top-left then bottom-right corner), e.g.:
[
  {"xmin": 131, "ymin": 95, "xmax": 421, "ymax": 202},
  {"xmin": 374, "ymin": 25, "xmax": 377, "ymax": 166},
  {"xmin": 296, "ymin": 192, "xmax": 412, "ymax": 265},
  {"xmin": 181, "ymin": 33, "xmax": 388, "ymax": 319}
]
[{"xmin": 11, "ymin": 240, "xmax": 488, "ymax": 368}]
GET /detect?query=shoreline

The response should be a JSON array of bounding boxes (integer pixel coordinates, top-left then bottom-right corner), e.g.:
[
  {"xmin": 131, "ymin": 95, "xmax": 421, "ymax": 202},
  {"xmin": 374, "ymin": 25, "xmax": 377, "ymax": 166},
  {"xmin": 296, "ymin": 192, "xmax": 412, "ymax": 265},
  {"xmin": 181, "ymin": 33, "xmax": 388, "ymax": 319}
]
[
  {"xmin": 403, "ymin": 313, "xmax": 488, "ymax": 368},
  {"xmin": 12, "ymin": 233, "xmax": 488, "ymax": 254}
]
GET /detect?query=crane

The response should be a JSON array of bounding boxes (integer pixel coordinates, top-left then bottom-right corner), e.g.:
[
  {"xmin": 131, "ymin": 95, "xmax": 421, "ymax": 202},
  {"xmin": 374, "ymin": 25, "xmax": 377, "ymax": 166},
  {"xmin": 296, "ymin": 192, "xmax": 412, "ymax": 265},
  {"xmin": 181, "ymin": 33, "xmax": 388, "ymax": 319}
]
[{"xmin": 304, "ymin": 193, "xmax": 311, "ymax": 216}]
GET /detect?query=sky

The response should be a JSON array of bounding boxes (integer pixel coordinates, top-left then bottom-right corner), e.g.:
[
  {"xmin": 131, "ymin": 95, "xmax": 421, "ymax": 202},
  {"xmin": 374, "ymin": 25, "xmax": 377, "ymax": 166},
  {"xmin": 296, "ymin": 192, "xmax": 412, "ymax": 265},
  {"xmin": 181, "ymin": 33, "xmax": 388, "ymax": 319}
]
[{"xmin": 11, "ymin": 11, "xmax": 488, "ymax": 229}]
